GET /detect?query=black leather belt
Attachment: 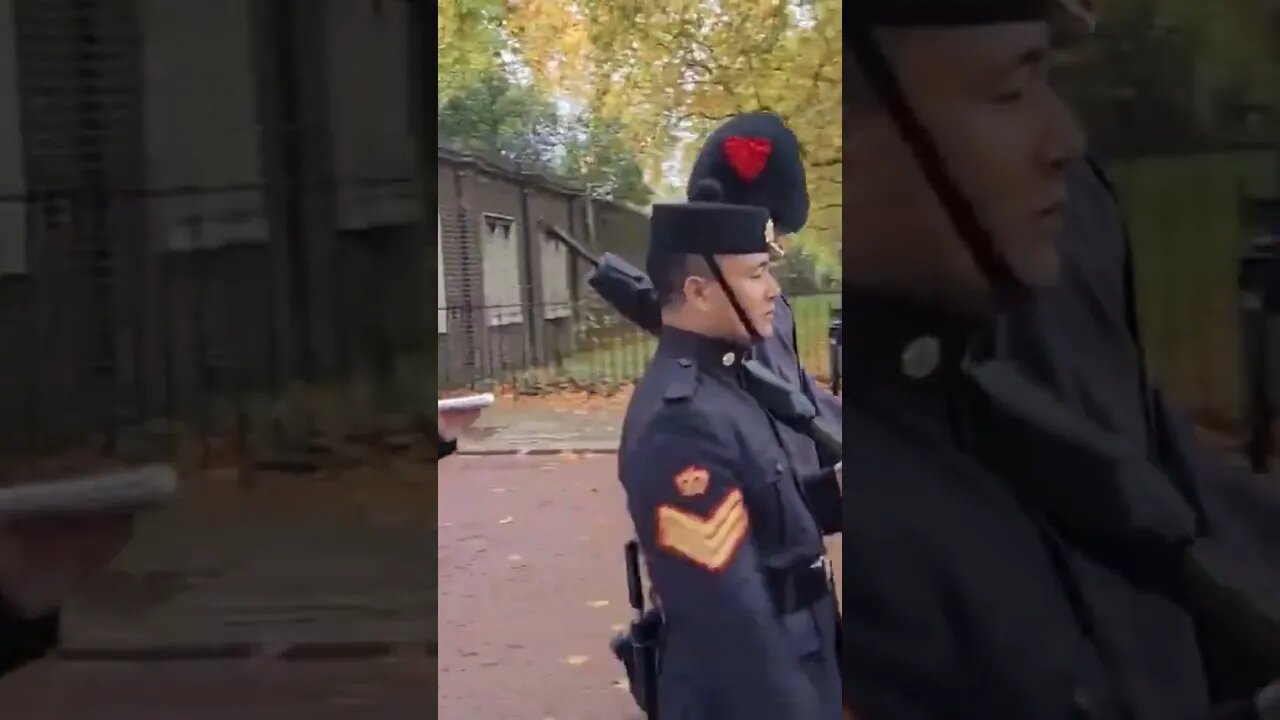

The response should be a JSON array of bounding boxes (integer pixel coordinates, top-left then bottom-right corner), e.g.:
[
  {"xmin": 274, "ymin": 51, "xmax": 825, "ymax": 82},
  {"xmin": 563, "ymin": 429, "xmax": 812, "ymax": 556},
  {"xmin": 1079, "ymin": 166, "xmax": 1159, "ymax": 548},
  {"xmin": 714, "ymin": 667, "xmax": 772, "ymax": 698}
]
[{"xmin": 766, "ymin": 556, "xmax": 834, "ymax": 614}]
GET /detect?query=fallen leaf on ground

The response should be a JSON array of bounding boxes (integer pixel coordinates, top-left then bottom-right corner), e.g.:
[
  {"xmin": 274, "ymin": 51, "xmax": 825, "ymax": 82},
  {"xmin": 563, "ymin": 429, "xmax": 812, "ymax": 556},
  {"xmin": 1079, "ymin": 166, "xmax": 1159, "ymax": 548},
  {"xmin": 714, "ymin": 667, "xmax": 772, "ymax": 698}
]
[
  {"xmin": 564, "ymin": 655, "xmax": 589, "ymax": 666},
  {"xmin": 498, "ymin": 516, "xmax": 514, "ymax": 524},
  {"xmin": 587, "ymin": 599, "xmax": 610, "ymax": 608}
]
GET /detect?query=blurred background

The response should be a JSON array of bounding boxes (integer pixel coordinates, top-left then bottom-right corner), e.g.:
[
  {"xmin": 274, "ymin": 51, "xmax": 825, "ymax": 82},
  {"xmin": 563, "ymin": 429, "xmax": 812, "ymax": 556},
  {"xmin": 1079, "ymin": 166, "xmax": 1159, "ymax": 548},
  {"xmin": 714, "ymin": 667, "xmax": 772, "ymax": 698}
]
[
  {"xmin": 0, "ymin": 2, "xmax": 434, "ymax": 717},
  {"xmin": 1054, "ymin": 0, "xmax": 1280, "ymax": 437}
]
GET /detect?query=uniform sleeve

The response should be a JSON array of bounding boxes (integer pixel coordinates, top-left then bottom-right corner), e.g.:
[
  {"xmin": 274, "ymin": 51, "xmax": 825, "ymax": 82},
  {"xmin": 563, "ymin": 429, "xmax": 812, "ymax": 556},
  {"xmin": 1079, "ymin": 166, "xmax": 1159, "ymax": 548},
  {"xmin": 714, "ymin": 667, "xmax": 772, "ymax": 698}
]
[
  {"xmin": 800, "ymin": 466, "xmax": 842, "ymax": 535},
  {"xmin": 624, "ymin": 417, "xmax": 825, "ymax": 718},
  {"xmin": 1151, "ymin": 388, "xmax": 1280, "ymax": 557},
  {"xmin": 776, "ymin": 296, "xmax": 843, "ymax": 465},
  {"xmin": 0, "ymin": 597, "xmax": 59, "ymax": 679},
  {"xmin": 1151, "ymin": 390, "xmax": 1280, "ymax": 701},
  {"xmin": 842, "ymin": 494, "xmax": 968, "ymax": 719}
]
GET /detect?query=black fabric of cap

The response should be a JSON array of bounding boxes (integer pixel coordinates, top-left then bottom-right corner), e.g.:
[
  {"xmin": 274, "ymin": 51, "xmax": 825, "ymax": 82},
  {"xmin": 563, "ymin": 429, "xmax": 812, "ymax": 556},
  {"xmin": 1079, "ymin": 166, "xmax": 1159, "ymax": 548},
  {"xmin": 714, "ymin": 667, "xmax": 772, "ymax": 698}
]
[
  {"xmin": 650, "ymin": 186, "xmax": 771, "ymax": 258},
  {"xmin": 850, "ymin": 0, "xmax": 1050, "ymax": 26},
  {"xmin": 685, "ymin": 112, "xmax": 809, "ymax": 235}
]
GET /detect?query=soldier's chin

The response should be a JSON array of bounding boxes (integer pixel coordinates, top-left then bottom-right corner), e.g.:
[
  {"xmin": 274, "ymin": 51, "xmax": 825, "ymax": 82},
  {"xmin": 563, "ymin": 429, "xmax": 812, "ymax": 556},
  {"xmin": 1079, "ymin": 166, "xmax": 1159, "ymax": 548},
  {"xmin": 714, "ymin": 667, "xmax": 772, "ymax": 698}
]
[{"xmin": 1005, "ymin": 242, "xmax": 1062, "ymax": 287}]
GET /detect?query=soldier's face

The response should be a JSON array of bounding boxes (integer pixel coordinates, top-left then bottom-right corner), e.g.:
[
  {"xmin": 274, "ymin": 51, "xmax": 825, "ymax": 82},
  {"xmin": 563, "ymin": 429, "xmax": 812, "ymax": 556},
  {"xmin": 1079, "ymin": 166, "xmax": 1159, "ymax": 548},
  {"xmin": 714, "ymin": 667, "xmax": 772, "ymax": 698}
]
[
  {"xmin": 845, "ymin": 23, "xmax": 1085, "ymax": 310},
  {"xmin": 688, "ymin": 253, "xmax": 779, "ymax": 341}
]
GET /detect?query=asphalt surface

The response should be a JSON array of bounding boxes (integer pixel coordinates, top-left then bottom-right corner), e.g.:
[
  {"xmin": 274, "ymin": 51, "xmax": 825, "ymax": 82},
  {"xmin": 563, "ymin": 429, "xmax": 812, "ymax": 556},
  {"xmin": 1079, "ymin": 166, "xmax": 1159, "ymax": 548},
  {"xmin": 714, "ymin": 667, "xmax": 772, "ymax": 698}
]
[
  {"xmin": 438, "ymin": 453, "xmax": 641, "ymax": 720},
  {"xmin": 438, "ymin": 452, "xmax": 842, "ymax": 720}
]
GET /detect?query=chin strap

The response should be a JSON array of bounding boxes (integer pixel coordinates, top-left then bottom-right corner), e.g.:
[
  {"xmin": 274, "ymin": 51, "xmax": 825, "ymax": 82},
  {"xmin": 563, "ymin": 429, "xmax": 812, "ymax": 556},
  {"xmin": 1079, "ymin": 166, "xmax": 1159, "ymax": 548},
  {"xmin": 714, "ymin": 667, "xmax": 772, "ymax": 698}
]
[{"xmin": 701, "ymin": 253, "xmax": 764, "ymax": 344}]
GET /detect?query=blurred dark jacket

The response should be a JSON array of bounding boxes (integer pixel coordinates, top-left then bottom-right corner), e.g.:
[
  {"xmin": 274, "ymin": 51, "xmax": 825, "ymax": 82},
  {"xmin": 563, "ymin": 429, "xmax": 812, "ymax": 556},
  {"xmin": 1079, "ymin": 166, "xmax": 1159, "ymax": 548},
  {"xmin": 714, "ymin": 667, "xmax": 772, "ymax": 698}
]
[{"xmin": 997, "ymin": 156, "xmax": 1280, "ymax": 701}]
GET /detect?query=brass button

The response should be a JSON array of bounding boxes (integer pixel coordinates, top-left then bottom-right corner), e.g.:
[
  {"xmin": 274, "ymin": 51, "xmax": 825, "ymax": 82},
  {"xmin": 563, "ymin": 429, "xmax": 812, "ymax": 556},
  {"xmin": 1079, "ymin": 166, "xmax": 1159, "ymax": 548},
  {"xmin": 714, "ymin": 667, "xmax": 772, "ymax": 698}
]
[{"xmin": 901, "ymin": 336, "xmax": 941, "ymax": 380}]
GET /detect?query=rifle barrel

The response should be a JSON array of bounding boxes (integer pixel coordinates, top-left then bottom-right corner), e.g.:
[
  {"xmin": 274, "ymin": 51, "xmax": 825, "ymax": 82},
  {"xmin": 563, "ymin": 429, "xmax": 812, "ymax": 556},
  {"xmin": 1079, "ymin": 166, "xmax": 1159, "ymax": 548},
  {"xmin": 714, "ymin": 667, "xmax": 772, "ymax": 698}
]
[{"xmin": 548, "ymin": 225, "xmax": 601, "ymax": 267}]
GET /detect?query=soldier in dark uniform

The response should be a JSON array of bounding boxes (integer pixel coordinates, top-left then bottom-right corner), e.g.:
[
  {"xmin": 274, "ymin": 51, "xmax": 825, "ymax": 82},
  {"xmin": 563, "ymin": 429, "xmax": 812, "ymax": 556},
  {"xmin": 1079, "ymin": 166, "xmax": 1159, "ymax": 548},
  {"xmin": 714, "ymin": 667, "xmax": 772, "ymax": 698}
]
[
  {"xmin": 619, "ymin": 179, "xmax": 840, "ymax": 718},
  {"xmin": 842, "ymin": 2, "xmax": 1276, "ymax": 718},
  {"xmin": 597, "ymin": 114, "xmax": 842, "ymax": 533},
  {"xmin": 685, "ymin": 112, "xmax": 840, "ymax": 423}
]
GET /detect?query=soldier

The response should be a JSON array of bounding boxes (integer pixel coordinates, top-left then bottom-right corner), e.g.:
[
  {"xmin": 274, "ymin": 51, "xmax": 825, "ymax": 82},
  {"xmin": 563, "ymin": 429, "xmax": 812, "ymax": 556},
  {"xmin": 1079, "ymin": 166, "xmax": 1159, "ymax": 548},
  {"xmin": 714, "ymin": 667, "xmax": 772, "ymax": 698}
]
[
  {"xmin": 618, "ymin": 179, "xmax": 840, "ymax": 718},
  {"xmin": 1013, "ymin": 0, "xmax": 1280, "ymax": 685},
  {"xmin": 685, "ymin": 112, "xmax": 839, "ymax": 420},
  {"xmin": 995, "ymin": 0, "xmax": 1280, "ymax": 706},
  {"xmin": 596, "ymin": 113, "xmax": 842, "ymax": 533},
  {"xmin": 842, "ymin": 2, "xmax": 1276, "ymax": 719}
]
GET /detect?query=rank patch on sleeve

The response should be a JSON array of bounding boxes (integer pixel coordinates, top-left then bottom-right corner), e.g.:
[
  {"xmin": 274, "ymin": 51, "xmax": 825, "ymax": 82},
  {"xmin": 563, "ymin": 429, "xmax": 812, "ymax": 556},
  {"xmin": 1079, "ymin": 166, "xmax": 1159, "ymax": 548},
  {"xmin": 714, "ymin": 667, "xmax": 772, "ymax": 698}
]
[
  {"xmin": 656, "ymin": 488, "xmax": 749, "ymax": 572},
  {"xmin": 673, "ymin": 465, "xmax": 710, "ymax": 497}
]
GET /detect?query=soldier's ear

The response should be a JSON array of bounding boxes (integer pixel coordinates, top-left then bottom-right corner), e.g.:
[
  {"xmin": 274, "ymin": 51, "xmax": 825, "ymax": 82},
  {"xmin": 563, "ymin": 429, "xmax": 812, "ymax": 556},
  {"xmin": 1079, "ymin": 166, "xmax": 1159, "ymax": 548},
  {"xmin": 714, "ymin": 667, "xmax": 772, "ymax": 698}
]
[{"xmin": 683, "ymin": 274, "xmax": 715, "ymax": 310}]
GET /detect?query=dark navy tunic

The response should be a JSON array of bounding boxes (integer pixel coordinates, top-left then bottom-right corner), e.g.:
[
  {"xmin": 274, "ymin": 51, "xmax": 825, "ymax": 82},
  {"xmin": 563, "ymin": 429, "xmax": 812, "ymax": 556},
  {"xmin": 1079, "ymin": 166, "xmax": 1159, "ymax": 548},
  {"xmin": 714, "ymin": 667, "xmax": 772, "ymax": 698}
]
[{"xmin": 619, "ymin": 325, "xmax": 841, "ymax": 720}]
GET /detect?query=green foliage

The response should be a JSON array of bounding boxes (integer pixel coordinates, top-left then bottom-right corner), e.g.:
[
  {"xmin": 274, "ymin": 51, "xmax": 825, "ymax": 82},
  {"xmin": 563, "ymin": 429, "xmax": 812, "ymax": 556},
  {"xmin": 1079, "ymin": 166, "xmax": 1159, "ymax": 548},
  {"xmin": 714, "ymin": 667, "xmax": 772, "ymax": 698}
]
[
  {"xmin": 436, "ymin": 69, "xmax": 655, "ymax": 205},
  {"xmin": 1060, "ymin": 0, "xmax": 1280, "ymax": 155},
  {"xmin": 437, "ymin": 71, "xmax": 566, "ymax": 164}
]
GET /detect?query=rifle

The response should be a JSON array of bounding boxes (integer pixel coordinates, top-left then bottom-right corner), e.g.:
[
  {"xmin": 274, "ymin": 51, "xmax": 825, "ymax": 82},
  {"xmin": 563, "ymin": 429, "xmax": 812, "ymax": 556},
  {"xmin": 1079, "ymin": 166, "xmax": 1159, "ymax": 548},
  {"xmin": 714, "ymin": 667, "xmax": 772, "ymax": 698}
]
[
  {"xmin": 546, "ymin": 224, "xmax": 663, "ymax": 335},
  {"xmin": 553, "ymin": 226, "xmax": 842, "ymax": 459},
  {"xmin": 610, "ymin": 539, "xmax": 662, "ymax": 718},
  {"xmin": 742, "ymin": 359, "xmax": 842, "ymax": 461}
]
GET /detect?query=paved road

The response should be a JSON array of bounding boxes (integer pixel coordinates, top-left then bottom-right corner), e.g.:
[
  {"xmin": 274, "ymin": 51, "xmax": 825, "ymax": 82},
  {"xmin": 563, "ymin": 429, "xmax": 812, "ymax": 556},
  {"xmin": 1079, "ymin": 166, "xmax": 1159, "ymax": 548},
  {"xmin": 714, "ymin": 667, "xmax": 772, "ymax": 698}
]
[
  {"xmin": 439, "ymin": 453, "xmax": 640, "ymax": 720},
  {"xmin": 438, "ymin": 453, "xmax": 842, "ymax": 720},
  {"xmin": 0, "ymin": 451, "xmax": 840, "ymax": 718}
]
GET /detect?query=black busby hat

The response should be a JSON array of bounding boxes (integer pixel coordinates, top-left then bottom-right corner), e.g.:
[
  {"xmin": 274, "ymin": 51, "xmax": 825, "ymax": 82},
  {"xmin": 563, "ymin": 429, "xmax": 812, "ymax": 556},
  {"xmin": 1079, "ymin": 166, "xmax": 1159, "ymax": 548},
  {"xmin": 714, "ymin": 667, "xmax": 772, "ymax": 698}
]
[
  {"xmin": 650, "ymin": 179, "xmax": 771, "ymax": 260},
  {"xmin": 685, "ymin": 112, "xmax": 809, "ymax": 235}
]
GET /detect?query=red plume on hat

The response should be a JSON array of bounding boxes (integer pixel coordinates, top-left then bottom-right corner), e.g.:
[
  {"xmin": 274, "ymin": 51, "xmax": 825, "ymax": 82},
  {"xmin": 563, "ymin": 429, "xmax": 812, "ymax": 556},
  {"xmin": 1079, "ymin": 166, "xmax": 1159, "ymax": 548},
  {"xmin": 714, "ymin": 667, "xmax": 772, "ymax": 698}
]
[{"xmin": 722, "ymin": 136, "xmax": 772, "ymax": 183}]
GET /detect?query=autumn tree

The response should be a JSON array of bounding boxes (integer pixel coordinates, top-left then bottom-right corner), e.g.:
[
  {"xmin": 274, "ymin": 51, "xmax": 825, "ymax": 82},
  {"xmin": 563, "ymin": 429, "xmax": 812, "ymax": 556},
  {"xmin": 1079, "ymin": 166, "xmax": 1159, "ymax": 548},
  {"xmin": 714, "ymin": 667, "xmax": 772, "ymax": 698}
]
[
  {"xmin": 1059, "ymin": 0, "xmax": 1280, "ymax": 155},
  {"xmin": 505, "ymin": 0, "xmax": 843, "ymax": 267},
  {"xmin": 437, "ymin": 0, "xmax": 510, "ymax": 102},
  {"xmin": 438, "ymin": 69, "xmax": 566, "ymax": 164}
]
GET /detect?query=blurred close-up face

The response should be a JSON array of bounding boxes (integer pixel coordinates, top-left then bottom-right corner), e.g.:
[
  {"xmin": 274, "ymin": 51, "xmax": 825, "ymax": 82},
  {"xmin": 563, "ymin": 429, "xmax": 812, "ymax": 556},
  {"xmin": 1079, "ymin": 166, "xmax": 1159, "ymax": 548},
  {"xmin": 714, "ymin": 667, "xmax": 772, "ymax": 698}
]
[
  {"xmin": 684, "ymin": 252, "xmax": 779, "ymax": 342},
  {"xmin": 845, "ymin": 22, "xmax": 1086, "ymax": 309}
]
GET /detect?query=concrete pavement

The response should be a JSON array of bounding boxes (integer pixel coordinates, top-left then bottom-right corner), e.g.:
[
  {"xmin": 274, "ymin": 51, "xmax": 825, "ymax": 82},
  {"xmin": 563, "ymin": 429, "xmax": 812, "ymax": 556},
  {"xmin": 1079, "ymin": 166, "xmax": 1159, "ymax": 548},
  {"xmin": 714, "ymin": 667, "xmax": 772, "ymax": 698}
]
[
  {"xmin": 457, "ymin": 393, "xmax": 629, "ymax": 455},
  {"xmin": 56, "ymin": 461, "xmax": 436, "ymax": 658}
]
